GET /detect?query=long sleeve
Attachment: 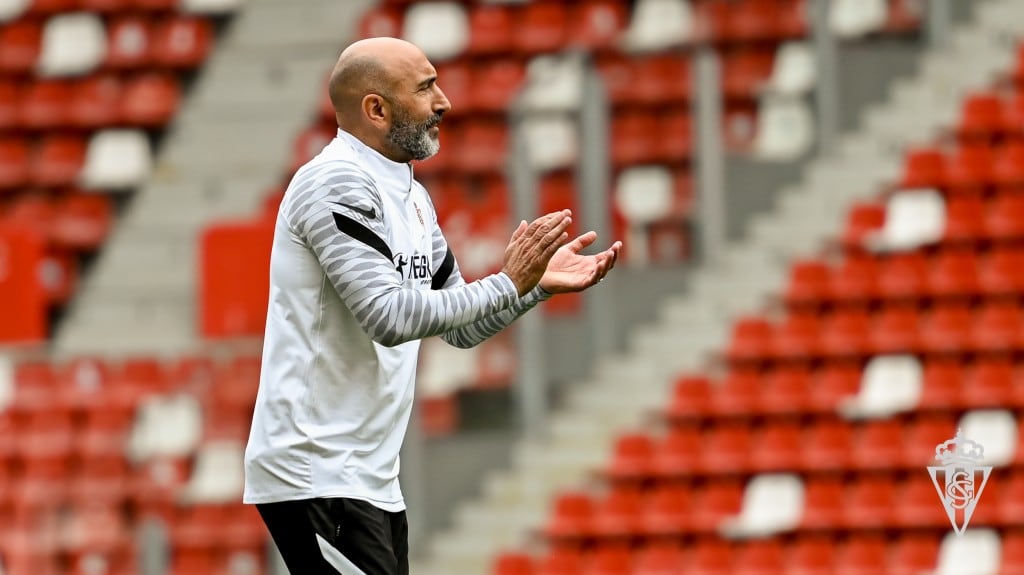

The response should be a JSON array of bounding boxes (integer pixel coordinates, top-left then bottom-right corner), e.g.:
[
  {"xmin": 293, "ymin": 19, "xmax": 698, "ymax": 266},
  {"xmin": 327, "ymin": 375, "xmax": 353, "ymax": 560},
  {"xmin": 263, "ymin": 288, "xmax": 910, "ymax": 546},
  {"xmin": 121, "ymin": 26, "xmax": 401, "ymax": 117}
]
[
  {"xmin": 286, "ymin": 164, "xmax": 521, "ymax": 347},
  {"xmin": 427, "ymin": 206, "xmax": 551, "ymax": 349}
]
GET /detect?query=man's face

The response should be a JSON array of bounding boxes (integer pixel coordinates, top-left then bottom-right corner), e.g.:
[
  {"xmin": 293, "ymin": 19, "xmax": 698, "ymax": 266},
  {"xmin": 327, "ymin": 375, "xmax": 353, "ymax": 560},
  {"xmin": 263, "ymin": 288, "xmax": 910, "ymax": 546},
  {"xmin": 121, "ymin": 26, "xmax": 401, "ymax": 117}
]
[{"xmin": 385, "ymin": 57, "xmax": 451, "ymax": 162}]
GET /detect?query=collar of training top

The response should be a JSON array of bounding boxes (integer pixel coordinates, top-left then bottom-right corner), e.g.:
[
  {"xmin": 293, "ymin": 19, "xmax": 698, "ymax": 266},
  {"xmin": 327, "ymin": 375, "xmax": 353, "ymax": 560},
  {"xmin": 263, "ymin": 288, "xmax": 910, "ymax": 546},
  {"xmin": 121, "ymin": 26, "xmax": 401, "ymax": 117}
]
[{"xmin": 336, "ymin": 128, "xmax": 415, "ymax": 192}]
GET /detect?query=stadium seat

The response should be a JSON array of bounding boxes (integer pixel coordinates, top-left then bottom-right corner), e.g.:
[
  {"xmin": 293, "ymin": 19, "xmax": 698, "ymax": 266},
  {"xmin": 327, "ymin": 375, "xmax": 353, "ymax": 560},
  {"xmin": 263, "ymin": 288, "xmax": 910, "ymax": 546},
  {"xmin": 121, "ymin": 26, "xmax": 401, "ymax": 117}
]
[
  {"xmin": 772, "ymin": 311, "xmax": 821, "ymax": 360},
  {"xmin": 840, "ymin": 201, "xmax": 886, "ymax": 250},
  {"xmin": 830, "ymin": 0, "xmax": 886, "ymax": 38},
  {"xmin": 993, "ymin": 141, "xmax": 1024, "ymax": 188},
  {"xmin": 466, "ymin": 4, "xmax": 513, "ymax": 56},
  {"xmin": 467, "ymin": 58, "xmax": 526, "ymax": 113},
  {"xmin": 946, "ymin": 144, "xmax": 996, "ymax": 192},
  {"xmin": 0, "ymin": 20, "xmax": 42, "ymax": 74},
  {"xmin": 972, "ymin": 301, "xmax": 1024, "ymax": 353},
  {"xmin": 895, "ymin": 474, "xmax": 950, "ymax": 528},
  {"xmin": 0, "ymin": 81, "xmax": 19, "ymax": 130},
  {"xmin": 928, "ymin": 248, "xmax": 980, "ymax": 299},
  {"xmin": 802, "ymin": 417, "xmax": 854, "ymax": 471},
  {"xmin": 999, "ymin": 531, "xmax": 1024, "ymax": 575},
  {"xmin": 934, "ymin": 529, "xmax": 1001, "ymax": 575},
  {"xmin": 787, "ymin": 535, "xmax": 835, "ymax": 575},
  {"xmin": 963, "ymin": 358, "xmax": 1015, "ymax": 409},
  {"xmin": 402, "ymin": 2, "xmax": 468, "ymax": 62},
  {"xmin": 941, "ymin": 195, "xmax": 986, "ymax": 244},
  {"xmin": 783, "ymin": 259, "xmax": 831, "ymax": 308},
  {"xmin": 765, "ymin": 41, "xmax": 816, "ymax": 96},
  {"xmin": 820, "ymin": 307, "xmax": 873, "ymax": 358},
  {"xmin": 31, "ymin": 134, "xmax": 86, "ymax": 187},
  {"xmin": 19, "ymin": 80, "xmax": 71, "ymax": 130},
  {"xmin": 799, "ymin": 475, "xmax": 845, "ymax": 529},
  {"xmin": 980, "ymin": 246, "xmax": 1024, "ymax": 297},
  {"xmin": 920, "ymin": 303, "xmax": 974, "ymax": 354},
  {"xmin": 121, "ymin": 73, "xmax": 181, "ymax": 127},
  {"xmin": 723, "ymin": 50, "xmax": 775, "ymax": 101},
  {"xmin": 653, "ymin": 425, "xmax": 703, "ymax": 477},
  {"xmin": 957, "ymin": 93, "xmax": 1004, "ymax": 142},
  {"xmin": 986, "ymin": 192, "xmax": 1024, "ymax": 241},
  {"xmin": 591, "ymin": 485, "xmax": 644, "ymax": 538},
  {"xmin": 725, "ymin": 316, "xmax": 774, "ymax": 363},
  {"xmin": 722, "ymin": 473, "xmax": 804, "ymax": 538},
  {"xmin": 544, "ymin": 491, "xmax": 595, "ymax": 540},
  {"xmin": 710, "ymin": 369, "xmax": 760, "ymax": 417},
  {"xmin": 152, "ymin": 17, "xmax": 212, "ymax": 68},
  {"xmin": 809, "ymin": 363, "xmax": 861, "ymax": 413},
  {"xmin": 729, "ymin": 0, "xmax": 787, "ymax": 43},
  {"xmin": 80, "ymin": 129, "xmax": 153, "ymax": 190},
  {"xmin": 701, "ymin": 423, "xmax": 753, "ymax": 474},
  {"xmin": 829, "ymin": 254, "xmax": 879, "ymax": 304},
  {"xmin": 759, "ymin": 366, "xmax": 811, "ymax": 415},
  {"xmin": 69, "ymin": 74, "xmax": 123, "ymax": 129},
  {"xmin": 584, "ymin": 545, "xmax": 634, "ymax": 575},
  {"xmin": 961, "ymin": 409, "xmax": 1017, "ymax": 467},
  {"xmin": 640, "ymin": 483, "xmax": 691, "ymax": 536},
  {"xmin": 878, "ymin": 252, "xmax": 930, "ymax": 301},
  {"xmin": 905, "ymin": 413, "xmax": 958, "ymax": 467},
  {"xmin": 453, "ymin": 120, "xmax": 507, "ymax": 174},
  {"xmin": 612, "ymin": 111, "xmax": 661, "ymax": 166},
  {"xmin": 690, "ymin": 480, "xmax": 743, "ymax": 534},
  {"xmin": 568, "ymin": 0, "xmax": 628, "ymax": 50},
  {"xmin": 621, "ymin": 0, "xmax": 694, "ymax": 52},
  {"xmin": 0, "ymin": 137, "xmax": 32, "ymax": 189},
  {"xmin": 37, "ymin": 13, "xmax": 107, "ymax": 78},
  {"xmin": 835, "ymin": 535, "xmax": 890, "ymax": 575},
  {"xmin": 899, "ymin": 148, "xmax": 946, "ymax": 189},
  {"xmin": 890, "ymin": 534, "xmax": 941, "ymax": 574},
  {"xmin": 752, "ymin": 97, "xmax": 814, "ymax": 161},
  {"xmin": 871, "ymin": 304, "xmax": 921, "ymax": 354},
  {"xmin": 492, "ymin": 552, "xmax": 535, "ymax": 575},
  {"xmin": 514, "ymin": 1, "xmax": 567, "ymax": 55},
  {"xmin": 605, "ymin": 433, "xmax": 655, "ymax": 481},
  {"xmin": 105, "ymin": 17, "xmax": 154, "ymax": 70},
  {"xmin": 632, "ymin": 542, "xmax": 685, "ymax": 575}
]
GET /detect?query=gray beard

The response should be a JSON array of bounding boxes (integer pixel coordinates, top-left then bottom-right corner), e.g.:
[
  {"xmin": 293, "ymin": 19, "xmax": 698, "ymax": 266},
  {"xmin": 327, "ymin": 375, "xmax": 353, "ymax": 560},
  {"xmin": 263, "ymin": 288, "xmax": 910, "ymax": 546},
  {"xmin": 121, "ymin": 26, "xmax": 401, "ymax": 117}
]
[{"xmin": 388, "ymin": 111, "xmax": 441, "ymax": 161}]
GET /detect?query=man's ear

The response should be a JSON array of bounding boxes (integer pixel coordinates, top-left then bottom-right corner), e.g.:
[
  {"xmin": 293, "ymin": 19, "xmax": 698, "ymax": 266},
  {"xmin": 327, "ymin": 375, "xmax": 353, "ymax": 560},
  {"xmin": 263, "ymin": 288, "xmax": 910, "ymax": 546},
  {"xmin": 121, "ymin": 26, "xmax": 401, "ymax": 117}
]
[{"xmin": 362, "ymin": 94, "xmax": 388, "ymax": 128}]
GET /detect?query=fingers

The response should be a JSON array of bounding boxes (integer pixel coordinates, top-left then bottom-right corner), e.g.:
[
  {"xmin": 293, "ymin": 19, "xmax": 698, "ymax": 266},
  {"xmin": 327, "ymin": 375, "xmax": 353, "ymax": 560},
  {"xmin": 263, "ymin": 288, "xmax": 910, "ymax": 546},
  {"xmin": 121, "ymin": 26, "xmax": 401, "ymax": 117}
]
[
  {"xmin": 564, "ymin": 231, "xmax": 598, "ymax": 254},
  {"xmin": 510, "ymin": 220, "xmax": 528, "ymax": 242},
  {"xmin": 522, "ymin": 210, "xmax": 571, "ymax": 242}
]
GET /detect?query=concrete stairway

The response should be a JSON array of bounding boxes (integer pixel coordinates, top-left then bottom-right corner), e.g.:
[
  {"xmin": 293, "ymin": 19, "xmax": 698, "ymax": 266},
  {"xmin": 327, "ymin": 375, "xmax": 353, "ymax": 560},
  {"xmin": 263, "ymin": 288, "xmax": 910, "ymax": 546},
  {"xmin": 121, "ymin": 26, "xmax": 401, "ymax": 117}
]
[
  {"xmin": 53, "ymin": 0, "xmax": 373, "ymax": 358},
  {"xmin": 410, "ymin": 1, "xmax": 1020, "ymax": 573}
]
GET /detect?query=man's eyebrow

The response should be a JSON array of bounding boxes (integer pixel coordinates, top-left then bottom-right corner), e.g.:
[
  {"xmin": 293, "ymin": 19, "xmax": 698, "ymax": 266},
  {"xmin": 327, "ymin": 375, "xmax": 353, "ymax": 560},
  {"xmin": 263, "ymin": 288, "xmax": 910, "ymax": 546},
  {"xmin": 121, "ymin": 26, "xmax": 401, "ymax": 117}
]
[{"xmin": 416, "ymin": 76, "xmax": 437, "ymax": 90}]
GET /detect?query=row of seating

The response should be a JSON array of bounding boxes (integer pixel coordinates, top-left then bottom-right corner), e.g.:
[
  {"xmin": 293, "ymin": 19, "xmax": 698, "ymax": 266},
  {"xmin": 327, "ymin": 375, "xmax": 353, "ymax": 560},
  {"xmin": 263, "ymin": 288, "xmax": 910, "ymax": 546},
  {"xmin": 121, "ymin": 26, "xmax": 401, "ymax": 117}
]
[
  {"xmin": 0, "ymin": 14, "xmax": 213, "ymax": 77},
  {"xmin": 0, "ymin": 73, "xmax": 181, "ymax": 131},
  {"xmin": 0, "ymin": 0, "xmax": 240, "ymax": 21},
  {"xmin": 496, "ymin": 529, "xmax": 1014, "ymax": 575}
]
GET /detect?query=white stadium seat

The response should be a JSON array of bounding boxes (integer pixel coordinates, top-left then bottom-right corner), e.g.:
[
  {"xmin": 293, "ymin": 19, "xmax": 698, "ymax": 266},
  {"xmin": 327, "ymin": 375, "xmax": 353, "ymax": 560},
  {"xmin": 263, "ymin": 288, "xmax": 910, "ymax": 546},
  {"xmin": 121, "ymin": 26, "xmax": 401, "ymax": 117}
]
[
  {"xmin": 402, "ymin": 2, "xmax": 468, "ymax": 62},
  {"xmin": 752, "ymin": 97, "xmax": 815, "ymax": 161},
  {"xmin": 841, "ymin": 355, "xmax": 922, "ymax": 419},
  {"xmin": 80, "ymin": 129, "xmax": 153, "ymax": 190},
  {"xmin": 623, "ymin": 0, "xmax": 694, "ymax": 52},
  {"xmin": 766, "ymin": 42, "xmax": 817, "ymax": 97},
  {"xmin": 180, "ymin": 440, "xmax": 246, "ymax": 503},
  {"xmin": 182, "ymin": 0, "xmax": 246, "ymax": 15},
  {"xmin": 960, "ymin": 410, "xmax": 1018, "ymax": 468},
  {"xmin": 0, "ymin": 0, "xmax": 29, "ymax": 23},
  {"xmin": 722, "ymin": 473, "xmax": 805, "ymax": 538},
  {"xmin": 519, "ymin": 55, "xmax": 583, "ymax": 112},
  {"xmin": 868, "ymin": 188, "xmax": 945, "ymax": 252},
  {"xmin": 521, "ymin": 114, "xmax": 577, "ymax": 172},
  {"xmin": 830, "ymin": 0, "xmax": 887, "ymax": 39},
  {"xmin": 615, "ymin": 166, "xmax": 674, "ymax": 266},
  {"xmin": 935, "ymin": 529, "xmax": 1001, "ymax": 575},
  {"xmin": 37, "ymin": 13, "xmax": 107, "ymax": 78},
  {"xmin": 128, "ymin": 393, "xmax": 203, "ymax": 462}
]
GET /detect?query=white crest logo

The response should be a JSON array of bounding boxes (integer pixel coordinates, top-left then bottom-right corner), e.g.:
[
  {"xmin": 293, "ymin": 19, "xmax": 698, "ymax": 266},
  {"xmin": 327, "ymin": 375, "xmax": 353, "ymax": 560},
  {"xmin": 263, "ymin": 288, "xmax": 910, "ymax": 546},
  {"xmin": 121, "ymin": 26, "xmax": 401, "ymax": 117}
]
[{"xmin": 927, "ymin": 428, "xmax": 991, "ymax": 535}]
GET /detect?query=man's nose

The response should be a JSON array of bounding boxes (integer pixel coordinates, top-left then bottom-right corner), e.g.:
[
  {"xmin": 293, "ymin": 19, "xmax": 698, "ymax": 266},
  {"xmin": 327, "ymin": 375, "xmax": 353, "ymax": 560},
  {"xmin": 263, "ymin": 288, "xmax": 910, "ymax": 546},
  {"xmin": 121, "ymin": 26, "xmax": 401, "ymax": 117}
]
[{"xmin": 434, "ymin": 88, "xmax": 451, "ymax": 115}]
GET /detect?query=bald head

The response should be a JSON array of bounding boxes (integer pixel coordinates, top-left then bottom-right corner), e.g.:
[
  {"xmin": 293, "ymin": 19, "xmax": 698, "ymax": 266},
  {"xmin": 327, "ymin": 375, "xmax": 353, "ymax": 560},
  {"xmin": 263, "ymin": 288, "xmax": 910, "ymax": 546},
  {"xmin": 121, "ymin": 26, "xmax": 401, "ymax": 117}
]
[{"xmin": 327, "ymin": 37, "xmax": 451, "ymax": 163}]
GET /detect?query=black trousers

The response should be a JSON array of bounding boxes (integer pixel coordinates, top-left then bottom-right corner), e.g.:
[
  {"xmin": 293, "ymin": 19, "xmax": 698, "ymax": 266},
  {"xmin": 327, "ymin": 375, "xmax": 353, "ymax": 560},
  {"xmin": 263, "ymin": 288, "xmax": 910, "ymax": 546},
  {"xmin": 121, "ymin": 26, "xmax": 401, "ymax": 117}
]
[{"xmin": 256, "ymin": 498, "xmax": 409, "ymax": 575}]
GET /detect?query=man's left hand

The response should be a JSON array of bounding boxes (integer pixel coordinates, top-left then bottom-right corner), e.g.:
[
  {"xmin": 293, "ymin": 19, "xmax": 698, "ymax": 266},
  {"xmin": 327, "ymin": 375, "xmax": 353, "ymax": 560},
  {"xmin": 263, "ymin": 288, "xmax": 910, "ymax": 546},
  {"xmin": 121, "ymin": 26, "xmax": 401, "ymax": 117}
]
[{"xmin": 537, "ymin": 231, "xmax": 622, "ymax": 294}]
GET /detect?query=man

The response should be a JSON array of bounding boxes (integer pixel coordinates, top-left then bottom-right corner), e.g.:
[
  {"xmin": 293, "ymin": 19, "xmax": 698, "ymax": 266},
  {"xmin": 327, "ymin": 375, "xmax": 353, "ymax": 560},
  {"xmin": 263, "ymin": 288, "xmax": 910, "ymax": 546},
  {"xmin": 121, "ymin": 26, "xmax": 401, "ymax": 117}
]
[{"xmin": 243, "ymin": 37, "xmax": 621, "ymax": 575}]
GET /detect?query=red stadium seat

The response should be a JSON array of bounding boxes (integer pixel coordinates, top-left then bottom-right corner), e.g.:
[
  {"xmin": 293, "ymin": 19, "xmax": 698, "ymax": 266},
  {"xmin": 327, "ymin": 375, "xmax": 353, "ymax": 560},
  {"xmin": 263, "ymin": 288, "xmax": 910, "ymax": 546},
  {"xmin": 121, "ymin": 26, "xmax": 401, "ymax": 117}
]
[
  {"xmin": 105, "ymin": 17, "xmax": 154, "ymax": 70},
  {"xmin": 972, "ymin": 301, "xmax": 1024, "ymax": 353},
  {"xmin": 802, "ymin": 417, "xmax": 854, "ymax": 471},
  {"xmin": 809, "ymin": 363, "xmax": 861, "ymax": 413},
  {"xmin": 722, "ymin": 50, "xmax": 774, "ymax": 101},
  {"xmin": 962, "ymin": 357, "xmax": 1015, "ymax": 408},
  {"xmin": 871, "ymin": 304, "xmax": 922, "ymax": 354},
  {"xmin": 759, "ymin": 366, "xmax": 812, "ymax": 415},
  {"xmin": 453, "ymin": 120, "xmax": 506, "ymax": 174},
  {"xmin": 0, "ymin": 81, "xmax": 20, "ymax": 131},
  {"xmin": 28, "ymin": 0, "xmax": 79, "ymax": 14},
  {"xmin": 0, "ymin": 137, "xmax": 32, "ymax": 189},
  {"xmin": 133, "ymin": 0, "xmax": 180, "ymax": 11},
  {"xmin": 693, "ymin": 0, "xmax": 732, "ymax": 44},
  {"xmin": 998, "ymin": 472, "xmax": 1024, "ymax": 527},
  {"xmin": 980, "ymin": 246, "xmax": 1024, "ymax": 296},
  {"xmin": 750, "ymin": 420, "xmax": 803, "ymax": 472},
  {"xmin": 920, "ymin": 303, "xmax": 973, "ymax": 354},
  {"xmin": 690, "ymin": 481, "xmax": 743, "ymax": 535},
  {"xmin": 993, "ymin": 141, "xmax": 1024, "ymax": 188},
  {"xmin": 152, "ymin": 17, "xmax": 213, "ymax": 69},
  {"xmin": 852, "ymin": 419, "xmax": 905, "ymax": 471},
  {"xmin": 905, "ymin": 414, "xmax": 957, "ymax": 469},
  {"xmin": 999, "ymin": 531, "xmax": 1024, "ymax": 575},
  {"xmin": 701, "ymin": 423, "xmax": 753, "ymax": 474},
  {"xmin": 655, "ymin": 106, "xmax": 692, "ymax": 162},
  {"xmin": 877, "ymin": 252, "xmax": 929, "ymax": 302},
  {"xmin": 986, "ymin": 193, "xmax": 1024, "ymax": 241},
  {"xmin": 890, "ymin": 533, "xmax": 940, "ymax": 574},
  {"xmin": 710, "ymin": 369, "xmax": 761, "ymax": 417},
  {"xmin": 633, "ymin": 543, "xmax": 685, "ymax": 575},
  {"xmin": 829, "ymin": 254, "xmax": 879, "ymax": 304},
  {"xmin": 536, "ymin": 548, "xmax": 584, "ymax": 575},
  {"xmin": 591, "ymin": 486, "xmax": 644, "ymax": 538},
  {"xmin": 725, "ymin": 316, "xmax": 774, "ymax": 363},
  {"xmin": 50, "ymin": 192, "xmax": 114, "ymax": 252},
  {"xmin": 630, "ymin": 53, "xmax": 692, "ymax": 105},
  {"xmin": 605, "ymin": 433, "xmax": 655, "ymax": 481},
  {"xmin": 31, "ymin": 134, "xmax": 86, "ymax": 188},
  {"xmin": 783, "ymin": 259, "xmax": 831, "ymax": 308},
  {"xmin": 820, "ymin": 307, "xmax": 873, "ymax": 358},
  {"xmin": 357, "ymin": 6, "xmax": 402, "ymax": 39},
  {"xmin": 787, "ymin": 536, "xmax": 835, "ymax": 575},
  {"xmin": 466, "ymin": 4, "xmax": 513, "ymax": 56},
  {"xmin": 652, "ymin": 425, "xmax": 702, "ymax": 479},
  {"xmin": 666, "ymin": 374, "xmax": 712, "ymax": 419},
  {"xmin": 493, "ymin": 552, "xmax": 535, "ymax": 575},
  {"xmin": 835, "ymin": 535, "xmax": 889, "ymax": 575},
  {"xmin": 772, "ymin": 311, "xmax": 821, "ymax": 360},
  {"xmin": 69, "ymin": 74, "xmax": 123, "ymax": 129},
  {"xmin": 0, "ymin": 21, "xmax": 42, "ymax": 74},
  {"xmin": 121, "ymin": 73, "xmax": 181, "ymax": 128},
  {"xmin": 941, "ymin": 194, "xmax": 986, "ymax": 244},
  {"xmin": 468, "ymin": 59, "xmax": 525, "ymax": 113},
  {"xmin": 19, "ymin": 80, "xmax": 72, "ymax": 131},
  {"xmin": 734, "ymin": 540, "xmax": 785, "ymax": 575},
  {"xmin": 800, "ymin": 476, "xmax": 845, "ymax": 529},
  {"xmin": 929, "ymin": 245, "xmax": 974, "ymax": 294},
  {"xmin": 899, "ymin": 148, "xmax": 946, "ymax": 189},
  {"xmin": 544, "ymin": 491, "xmax": 595, "ymax": 540},
  {"xmin": 919, "ymin": 359, "xmax": 964, "ymax": 410},
  {"xmin": 568, "ymin": 0, "xmax": 627, "ymax": 50},
  {"xmin": 840, "ymin": 201, "xmax": 886, "ymax": 250},
  {"xmin": 432, "ymin": 60, "xmax": 471, "ymax": 115},
  {"xmin": 611, "ymin": 111, "xmax": 660, "ymax": 167},
  {"xmin": 843, "ymin": 476, "xmax": 897, "ymax": 528},
  {"xmin": 640, "ymin": 484, "xmax": 691, "ymax": 536},
  {"xmin": 729, "ymin": 0, "xmax": 787, "ymax": 43},
  {"xmin": 946, "ymin": 144, "xmax": 995, "ymax": 192},
  {"xmin": 514, "ymin": 1, "xmax": 567, "ymax": 54},
  {"xmin": 957, "ymin": 93, "xmax": 1004, "ymax": 142}
]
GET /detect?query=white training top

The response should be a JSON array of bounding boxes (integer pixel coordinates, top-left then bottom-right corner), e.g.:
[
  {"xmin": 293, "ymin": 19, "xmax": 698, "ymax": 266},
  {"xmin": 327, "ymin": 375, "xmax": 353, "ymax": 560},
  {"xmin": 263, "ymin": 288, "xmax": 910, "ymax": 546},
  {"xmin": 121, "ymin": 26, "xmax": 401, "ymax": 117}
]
[{"xmin": 243, "ymin": 129, "xmax": 548, "ymax": 511}]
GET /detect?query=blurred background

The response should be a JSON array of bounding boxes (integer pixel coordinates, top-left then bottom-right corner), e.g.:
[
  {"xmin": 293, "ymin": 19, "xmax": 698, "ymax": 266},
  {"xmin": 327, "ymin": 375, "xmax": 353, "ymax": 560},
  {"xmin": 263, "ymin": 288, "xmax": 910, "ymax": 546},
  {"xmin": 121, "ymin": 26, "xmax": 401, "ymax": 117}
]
[{"xmin": 0, "ymin": 0, "xmax": 1021, "ymax": 573}]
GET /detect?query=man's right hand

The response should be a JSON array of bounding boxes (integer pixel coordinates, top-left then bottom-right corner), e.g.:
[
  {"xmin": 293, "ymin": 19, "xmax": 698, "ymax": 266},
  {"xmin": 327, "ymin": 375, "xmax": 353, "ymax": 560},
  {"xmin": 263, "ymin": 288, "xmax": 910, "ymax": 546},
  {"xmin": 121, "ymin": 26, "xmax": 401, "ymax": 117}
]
[{"xmin": 501, "ymin": 210, "xmax": 572, "ymax": 296}]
